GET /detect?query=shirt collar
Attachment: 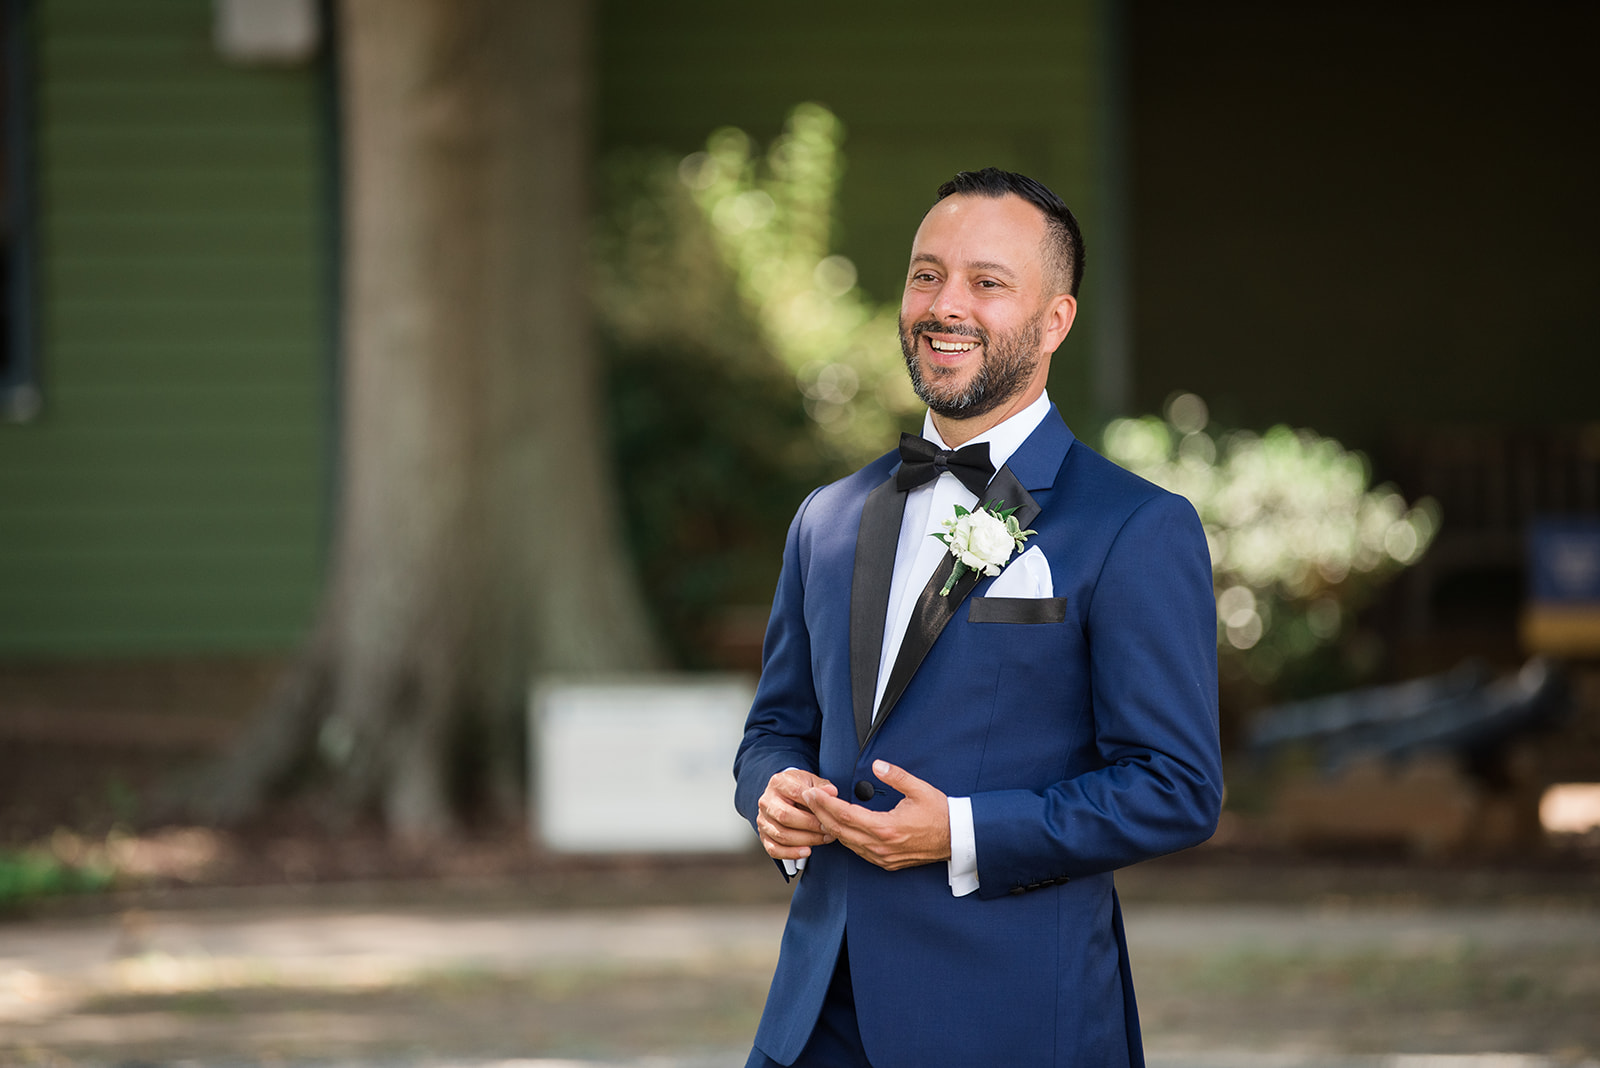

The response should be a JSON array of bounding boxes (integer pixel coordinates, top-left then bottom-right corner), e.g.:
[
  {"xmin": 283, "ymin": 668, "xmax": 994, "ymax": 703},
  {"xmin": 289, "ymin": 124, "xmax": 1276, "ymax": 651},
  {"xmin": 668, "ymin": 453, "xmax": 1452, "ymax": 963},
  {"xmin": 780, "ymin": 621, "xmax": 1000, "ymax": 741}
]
[{"xmin": 921, "ymin": 390, "xmax": 1052, "ymax": 474}]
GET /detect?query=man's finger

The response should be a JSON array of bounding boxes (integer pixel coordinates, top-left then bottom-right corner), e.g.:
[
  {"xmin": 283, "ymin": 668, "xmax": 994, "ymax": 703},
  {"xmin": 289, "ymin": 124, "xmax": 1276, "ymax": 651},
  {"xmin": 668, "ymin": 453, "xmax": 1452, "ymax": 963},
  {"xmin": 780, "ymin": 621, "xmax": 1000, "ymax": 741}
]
[
  {"xmin": 761, "ymin": 835, "xmax": 814, "ymax": 861},
  {"xmin": 761, "ymin": 772, "xmax": 833, "ymax": 825},
  {"xmin": 769, "ymin": 769, "xmax": 838, "ymax": 805},
  {"xmin": 870, "ymin": 759, "xmax": 936, "ymax": 797},
  {"xmin": 761, "ymin": 805, "xmax": 831, "ymax": 839},
  {"xmin": 762, "ymin": 793, "xmax": 822, "ymax": 829},
  {"xmin": 804, "ymin": 787, "xmax": 878, "ymax": 833}
]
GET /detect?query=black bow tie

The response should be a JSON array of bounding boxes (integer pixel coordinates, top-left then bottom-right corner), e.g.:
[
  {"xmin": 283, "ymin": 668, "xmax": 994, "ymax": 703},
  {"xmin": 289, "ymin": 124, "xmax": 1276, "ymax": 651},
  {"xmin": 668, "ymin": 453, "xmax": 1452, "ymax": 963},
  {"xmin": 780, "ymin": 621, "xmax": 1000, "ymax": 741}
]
[{"xmin": 895, "ymin": 433, "xmax": 995, "ymax": 498}]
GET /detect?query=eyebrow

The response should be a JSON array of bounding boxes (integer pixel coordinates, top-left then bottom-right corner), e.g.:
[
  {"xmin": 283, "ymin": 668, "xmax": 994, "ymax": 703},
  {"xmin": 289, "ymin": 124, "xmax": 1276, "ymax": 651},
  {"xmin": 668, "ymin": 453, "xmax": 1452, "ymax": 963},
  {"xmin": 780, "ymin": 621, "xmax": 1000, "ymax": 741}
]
[
  {"xmin": 909, "ymin": 253, "xmax": 1018, "ymax": 280},
  {"xmin": 967, "ymin": 260, "xmax": 1017, "ymax": 279}
]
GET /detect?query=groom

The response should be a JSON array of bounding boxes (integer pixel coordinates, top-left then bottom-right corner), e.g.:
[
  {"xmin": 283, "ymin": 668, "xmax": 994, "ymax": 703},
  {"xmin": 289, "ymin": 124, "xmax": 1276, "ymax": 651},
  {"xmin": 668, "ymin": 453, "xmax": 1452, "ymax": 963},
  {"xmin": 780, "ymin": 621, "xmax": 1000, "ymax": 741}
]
[{"xmin": 733, "ymin": 168, "xmax": 1223, "ymax": 1068}]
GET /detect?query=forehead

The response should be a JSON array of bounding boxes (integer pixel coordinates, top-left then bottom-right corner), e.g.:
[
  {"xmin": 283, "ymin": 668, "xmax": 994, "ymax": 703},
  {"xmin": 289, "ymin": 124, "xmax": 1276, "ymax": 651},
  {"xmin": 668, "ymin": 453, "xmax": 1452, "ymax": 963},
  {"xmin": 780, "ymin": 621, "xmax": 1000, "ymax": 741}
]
[{"xmin": 909, "ymin": 193, "xmax": 1047, "ymax": 274}]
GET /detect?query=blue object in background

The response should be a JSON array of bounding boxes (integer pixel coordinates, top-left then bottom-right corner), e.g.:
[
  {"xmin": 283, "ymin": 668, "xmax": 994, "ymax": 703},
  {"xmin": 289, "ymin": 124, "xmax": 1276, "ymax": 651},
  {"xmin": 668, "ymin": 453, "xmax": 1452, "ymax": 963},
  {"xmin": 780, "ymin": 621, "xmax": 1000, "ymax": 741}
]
[{"xmin": 1528, "ymin": 518, "xmax": 1600, "ymax": 604}]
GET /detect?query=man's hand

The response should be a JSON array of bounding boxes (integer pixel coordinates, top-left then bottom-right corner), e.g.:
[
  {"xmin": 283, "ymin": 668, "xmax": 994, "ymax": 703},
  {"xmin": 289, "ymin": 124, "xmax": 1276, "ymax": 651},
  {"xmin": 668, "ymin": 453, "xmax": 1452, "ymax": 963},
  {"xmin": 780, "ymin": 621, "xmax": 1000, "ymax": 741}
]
[
  {"xmin": 756, "ymin": 768, "xmax": 838, "ymax": 862},
  {"xmin": 803, "ymin": 759, "xmax": 951, "ymax": 871}
]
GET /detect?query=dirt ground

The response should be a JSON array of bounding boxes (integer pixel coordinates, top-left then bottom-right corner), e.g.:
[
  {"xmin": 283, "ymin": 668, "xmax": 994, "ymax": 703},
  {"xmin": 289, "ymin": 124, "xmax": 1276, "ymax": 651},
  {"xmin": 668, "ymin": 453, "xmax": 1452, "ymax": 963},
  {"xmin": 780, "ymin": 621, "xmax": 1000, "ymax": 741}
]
[
  {"xmin": 2, "ymin": 848, "xmax": 1598, "ymax": 1068},
  {"xmin": 3, "ymin": 659, "xmax": 1600, "ymax": 1066}
]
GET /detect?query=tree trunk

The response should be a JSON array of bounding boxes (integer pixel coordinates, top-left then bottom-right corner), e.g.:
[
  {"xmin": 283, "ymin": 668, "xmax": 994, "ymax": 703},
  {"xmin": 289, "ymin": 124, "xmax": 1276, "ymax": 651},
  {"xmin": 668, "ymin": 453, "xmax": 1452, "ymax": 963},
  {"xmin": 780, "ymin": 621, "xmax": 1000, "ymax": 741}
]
[{"xmin": 183, "ymin": 0, "xmax": 657, "ymax": 840}]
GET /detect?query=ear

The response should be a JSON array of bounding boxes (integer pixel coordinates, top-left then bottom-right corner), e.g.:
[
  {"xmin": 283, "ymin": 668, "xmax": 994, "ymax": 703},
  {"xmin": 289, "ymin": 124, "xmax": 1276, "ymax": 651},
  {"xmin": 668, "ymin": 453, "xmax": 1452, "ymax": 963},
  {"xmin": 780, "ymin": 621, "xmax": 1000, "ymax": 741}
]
[{"xmin": 1041, "ymin": 294, "xmax": 1077, "ymax": 355}]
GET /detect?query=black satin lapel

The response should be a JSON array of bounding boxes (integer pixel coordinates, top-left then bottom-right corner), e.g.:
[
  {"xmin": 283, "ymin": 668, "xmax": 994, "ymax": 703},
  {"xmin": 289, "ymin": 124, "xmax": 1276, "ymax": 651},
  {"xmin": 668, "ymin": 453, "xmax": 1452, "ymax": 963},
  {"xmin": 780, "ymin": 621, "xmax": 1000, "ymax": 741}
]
[
  {"xmin": 983, "ymin": 463, "xmax": 1040, "ymax": 532},
  {"xmin": 851, "ymin": 476, "xmax": 906, "ymax": 748},
  {"xmin": 869, "ymin": 551, "xmax": 981, "ymax": 746},
  {"xmin": 866, "ymin": 462, "xmax": 1038, "ymax": 747}
]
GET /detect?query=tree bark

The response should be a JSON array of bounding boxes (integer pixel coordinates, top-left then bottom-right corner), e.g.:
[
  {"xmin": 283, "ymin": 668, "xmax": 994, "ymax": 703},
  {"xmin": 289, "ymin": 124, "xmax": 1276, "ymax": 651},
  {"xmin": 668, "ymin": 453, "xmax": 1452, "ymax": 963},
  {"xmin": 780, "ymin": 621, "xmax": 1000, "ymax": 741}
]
[{"xmin": 184, "ymin": 0, "xmax": 657, "ymax": 840}]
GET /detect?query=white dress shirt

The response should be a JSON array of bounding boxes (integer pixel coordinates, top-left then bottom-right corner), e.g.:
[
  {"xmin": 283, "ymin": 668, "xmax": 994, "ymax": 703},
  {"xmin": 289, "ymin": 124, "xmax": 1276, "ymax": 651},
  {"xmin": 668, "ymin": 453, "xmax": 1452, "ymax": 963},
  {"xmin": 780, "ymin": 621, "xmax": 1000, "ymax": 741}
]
[
  {"xmin": 784, "ymin": 392, "xmax": 1053, "ymax": 891},
  {"xmin": 878, "ymin": 391, "xmax": 1053, "ymax": 896}
]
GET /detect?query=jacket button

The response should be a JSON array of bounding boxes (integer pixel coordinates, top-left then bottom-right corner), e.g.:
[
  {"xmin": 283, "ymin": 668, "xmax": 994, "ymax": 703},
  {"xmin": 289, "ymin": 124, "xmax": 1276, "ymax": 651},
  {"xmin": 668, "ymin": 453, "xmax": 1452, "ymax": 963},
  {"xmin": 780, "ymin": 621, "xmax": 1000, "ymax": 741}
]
[{"xmin": 854, "ymin": 780, "xmax": 874, "ymax": 801}]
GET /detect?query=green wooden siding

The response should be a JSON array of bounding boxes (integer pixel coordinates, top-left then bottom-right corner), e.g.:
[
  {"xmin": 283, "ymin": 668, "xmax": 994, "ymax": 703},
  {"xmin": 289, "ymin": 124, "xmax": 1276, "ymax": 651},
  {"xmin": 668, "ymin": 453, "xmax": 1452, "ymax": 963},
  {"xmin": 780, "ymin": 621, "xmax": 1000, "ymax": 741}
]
[
  {"xmin": 0, "ymin": 0, "xmax": 1103, "ymax": 657},
  {"xmin": 0, "ymin": 0, "xmax": 330, "ymax": 655},
  {"xmin": 595, "ymin": 0, "xmax": 1111, "ymax": 433}
]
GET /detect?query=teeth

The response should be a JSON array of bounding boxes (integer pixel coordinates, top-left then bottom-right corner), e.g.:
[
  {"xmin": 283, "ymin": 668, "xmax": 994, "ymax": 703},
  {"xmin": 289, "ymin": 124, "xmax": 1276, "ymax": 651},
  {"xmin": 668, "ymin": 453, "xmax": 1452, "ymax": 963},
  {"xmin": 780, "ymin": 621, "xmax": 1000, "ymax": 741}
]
[{"xmin": 929, "ymin": 340, "xmax": 978, "ymax": 353}]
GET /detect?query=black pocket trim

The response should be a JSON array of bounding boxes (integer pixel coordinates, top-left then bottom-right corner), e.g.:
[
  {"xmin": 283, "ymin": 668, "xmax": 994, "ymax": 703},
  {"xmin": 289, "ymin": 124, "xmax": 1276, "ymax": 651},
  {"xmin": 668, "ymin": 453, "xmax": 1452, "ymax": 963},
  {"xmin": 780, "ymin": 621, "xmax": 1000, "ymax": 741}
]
[{"xmin": 968, "ymin": 596, "xmax": 1069, "ymax": 624}]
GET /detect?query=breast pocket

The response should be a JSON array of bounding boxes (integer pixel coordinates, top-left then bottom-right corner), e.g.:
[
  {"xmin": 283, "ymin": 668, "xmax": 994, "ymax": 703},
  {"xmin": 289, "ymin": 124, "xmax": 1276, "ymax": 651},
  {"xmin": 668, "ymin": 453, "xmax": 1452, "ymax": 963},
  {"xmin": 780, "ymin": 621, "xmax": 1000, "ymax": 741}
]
[{"xmin": 968, "ymin": 596, "xmax": 1069, "ymax": 624}]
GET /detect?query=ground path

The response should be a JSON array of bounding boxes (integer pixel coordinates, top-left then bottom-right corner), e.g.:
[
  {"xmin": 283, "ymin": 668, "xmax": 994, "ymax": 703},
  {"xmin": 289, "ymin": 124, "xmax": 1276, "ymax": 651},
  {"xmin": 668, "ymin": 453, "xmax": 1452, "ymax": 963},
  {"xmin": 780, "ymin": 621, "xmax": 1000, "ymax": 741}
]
[{"xmin": 3, "ymin": 886, "xmax": 1597, "ymax": 1068}]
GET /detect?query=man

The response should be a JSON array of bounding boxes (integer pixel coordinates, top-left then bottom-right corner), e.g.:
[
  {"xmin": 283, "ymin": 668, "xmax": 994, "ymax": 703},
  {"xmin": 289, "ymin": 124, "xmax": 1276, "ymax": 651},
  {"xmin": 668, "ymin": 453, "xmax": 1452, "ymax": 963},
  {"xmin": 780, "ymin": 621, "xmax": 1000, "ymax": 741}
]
[{"xmin": 734, "ymin": 168, "xmax": 1222, "ymax": 1068}]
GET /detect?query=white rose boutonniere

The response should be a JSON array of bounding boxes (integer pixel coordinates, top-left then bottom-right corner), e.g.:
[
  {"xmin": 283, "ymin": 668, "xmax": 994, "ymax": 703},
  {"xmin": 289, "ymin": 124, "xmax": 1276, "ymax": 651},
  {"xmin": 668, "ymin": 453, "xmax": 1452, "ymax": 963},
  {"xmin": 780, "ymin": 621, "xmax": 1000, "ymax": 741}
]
[{"xmin": 932, "ymin": 500, "xmax": 1037, "ymax": 597}]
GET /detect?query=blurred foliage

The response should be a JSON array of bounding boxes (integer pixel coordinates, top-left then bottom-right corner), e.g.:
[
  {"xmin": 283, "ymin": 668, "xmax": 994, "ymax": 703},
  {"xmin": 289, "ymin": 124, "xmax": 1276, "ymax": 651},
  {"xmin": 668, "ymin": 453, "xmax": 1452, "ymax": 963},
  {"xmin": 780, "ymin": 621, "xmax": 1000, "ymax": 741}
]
[
  {"xmin": 1103, "ymin": 392, "xmax": 1440, "ymax": 706},
  {"xmin": 594, "ymin": 107, "xmax": 1438, "ymax": 691},
  {"xmin": 0, "ymin": 834, "xmax": 113, "ymax": 909},
  {"xmin": 595, "ymin": 104, "xmax": 916, "ymax": 664}
]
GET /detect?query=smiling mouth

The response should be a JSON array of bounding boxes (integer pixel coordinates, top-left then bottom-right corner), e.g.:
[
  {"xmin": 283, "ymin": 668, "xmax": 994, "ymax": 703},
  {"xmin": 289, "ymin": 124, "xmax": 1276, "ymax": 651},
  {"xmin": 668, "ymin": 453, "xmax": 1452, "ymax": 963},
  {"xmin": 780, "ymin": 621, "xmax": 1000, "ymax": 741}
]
[{"xmin": 927, "ymin": 339, "xmax": 979, "ymax": 355}]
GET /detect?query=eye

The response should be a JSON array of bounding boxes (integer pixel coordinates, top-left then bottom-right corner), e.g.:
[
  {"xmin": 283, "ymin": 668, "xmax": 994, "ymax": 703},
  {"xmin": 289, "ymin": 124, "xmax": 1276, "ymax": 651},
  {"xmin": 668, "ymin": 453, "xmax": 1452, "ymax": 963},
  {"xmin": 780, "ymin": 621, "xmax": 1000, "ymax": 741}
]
[{"xmin": 912, "ymin": 270, "xmax": 939, "ymax": 284}]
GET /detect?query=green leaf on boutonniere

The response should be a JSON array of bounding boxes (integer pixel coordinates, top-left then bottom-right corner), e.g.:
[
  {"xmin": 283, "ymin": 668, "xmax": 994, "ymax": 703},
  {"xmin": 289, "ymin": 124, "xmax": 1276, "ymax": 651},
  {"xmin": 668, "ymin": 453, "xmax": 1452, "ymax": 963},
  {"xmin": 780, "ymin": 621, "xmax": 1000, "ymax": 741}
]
[{"xmin": 930, "ymin": 499, "xmax": 1038, "ymax": 596}]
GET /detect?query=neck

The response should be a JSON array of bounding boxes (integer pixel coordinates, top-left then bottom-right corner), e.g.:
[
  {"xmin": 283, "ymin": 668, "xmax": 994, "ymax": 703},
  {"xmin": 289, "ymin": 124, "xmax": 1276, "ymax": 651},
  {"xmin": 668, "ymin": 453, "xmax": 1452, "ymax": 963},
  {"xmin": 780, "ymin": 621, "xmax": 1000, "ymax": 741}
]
[{"xmin": 931, "ymin": 389, "xmax": 1040, "ymax": 448}]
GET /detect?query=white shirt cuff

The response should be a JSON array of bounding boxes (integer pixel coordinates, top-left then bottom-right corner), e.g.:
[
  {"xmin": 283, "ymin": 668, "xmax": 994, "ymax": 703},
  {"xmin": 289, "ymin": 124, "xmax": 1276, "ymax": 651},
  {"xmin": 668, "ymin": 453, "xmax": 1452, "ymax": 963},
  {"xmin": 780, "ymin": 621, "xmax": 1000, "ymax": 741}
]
[
  {"xmin": 778, "ymin": 766, "xmax": 809, "ymax": 877},
  {"xmin": 946, "ymin": 795, "xmax": 978, "ymax": 897}
]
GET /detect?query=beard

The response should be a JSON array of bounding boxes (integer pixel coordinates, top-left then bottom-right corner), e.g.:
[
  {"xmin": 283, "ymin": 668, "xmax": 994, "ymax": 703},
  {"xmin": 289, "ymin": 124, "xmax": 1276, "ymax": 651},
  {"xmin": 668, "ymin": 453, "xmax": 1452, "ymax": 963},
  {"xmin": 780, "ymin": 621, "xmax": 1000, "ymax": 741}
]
[{"xmin": 899, "ymin": 312, "xmax": 1044, "ymax": 421}]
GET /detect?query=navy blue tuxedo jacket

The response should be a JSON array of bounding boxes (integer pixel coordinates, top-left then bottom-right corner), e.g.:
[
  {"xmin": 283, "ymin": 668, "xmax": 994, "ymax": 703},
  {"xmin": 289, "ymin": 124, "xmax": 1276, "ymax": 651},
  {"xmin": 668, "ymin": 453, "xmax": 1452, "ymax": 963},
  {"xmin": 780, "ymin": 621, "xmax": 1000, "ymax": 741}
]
[{"xmin": 734, "ymin": 408, "xmax": 1222, "ymax": 1067}]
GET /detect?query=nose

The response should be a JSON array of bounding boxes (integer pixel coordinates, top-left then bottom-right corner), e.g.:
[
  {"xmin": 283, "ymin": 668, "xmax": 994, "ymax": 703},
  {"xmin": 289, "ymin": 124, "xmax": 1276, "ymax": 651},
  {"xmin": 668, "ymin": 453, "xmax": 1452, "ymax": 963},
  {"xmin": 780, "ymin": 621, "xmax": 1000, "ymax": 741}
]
[{"xmin": 927, "ymin": 281, "xmax": 968, "ymax": 322}]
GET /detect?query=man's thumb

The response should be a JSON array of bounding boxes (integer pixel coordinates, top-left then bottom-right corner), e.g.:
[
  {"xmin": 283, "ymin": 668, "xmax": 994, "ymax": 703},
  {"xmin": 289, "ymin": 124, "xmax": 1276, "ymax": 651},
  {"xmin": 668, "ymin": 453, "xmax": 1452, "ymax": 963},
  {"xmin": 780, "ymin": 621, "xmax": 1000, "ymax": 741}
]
[{"xmin": 872, "ymin": 759, "xmax": 912, "ymax": 790}]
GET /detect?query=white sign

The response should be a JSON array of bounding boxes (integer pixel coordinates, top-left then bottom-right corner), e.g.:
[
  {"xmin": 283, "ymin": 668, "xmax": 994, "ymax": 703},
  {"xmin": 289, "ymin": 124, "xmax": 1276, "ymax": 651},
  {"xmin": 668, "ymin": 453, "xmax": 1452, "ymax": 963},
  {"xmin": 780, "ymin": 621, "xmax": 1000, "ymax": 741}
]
[
  {"xmin": 532, "ymin": 676, "xmax": 756, "ymax": 853},
  {"xmin": 213, "ymin": 0, "xmax": 320, "ymax": 65}
]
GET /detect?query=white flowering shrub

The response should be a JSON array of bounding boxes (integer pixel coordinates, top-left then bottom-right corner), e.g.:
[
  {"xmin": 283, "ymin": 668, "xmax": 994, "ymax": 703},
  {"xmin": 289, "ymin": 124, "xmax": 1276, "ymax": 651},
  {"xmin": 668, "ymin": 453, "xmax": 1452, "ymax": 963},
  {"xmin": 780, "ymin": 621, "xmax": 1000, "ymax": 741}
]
[{"xmin": 1103, "ymin": 393, "xmax": 1439, "ymax": 689}]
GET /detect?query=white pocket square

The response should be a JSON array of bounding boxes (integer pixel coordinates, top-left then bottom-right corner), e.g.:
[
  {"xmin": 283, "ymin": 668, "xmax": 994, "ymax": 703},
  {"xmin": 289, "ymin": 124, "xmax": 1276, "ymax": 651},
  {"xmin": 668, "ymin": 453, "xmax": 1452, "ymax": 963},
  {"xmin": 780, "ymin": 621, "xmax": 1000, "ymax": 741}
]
[{"xmin": 985, "ymin": 545, "xmax": 1053, "ymax": 598}]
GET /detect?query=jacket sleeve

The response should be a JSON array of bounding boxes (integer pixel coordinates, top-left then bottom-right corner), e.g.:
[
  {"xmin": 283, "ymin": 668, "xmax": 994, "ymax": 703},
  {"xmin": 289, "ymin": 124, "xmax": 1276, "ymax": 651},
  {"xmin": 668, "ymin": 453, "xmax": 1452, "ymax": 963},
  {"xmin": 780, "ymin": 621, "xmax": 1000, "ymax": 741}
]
[
  {"xmin": 969, "ymin": 491, "xmax": 1223, "ymax": 898},
  {"xmin": 733, "ymin": 488, "xmax": 826, "ymax": 829}
]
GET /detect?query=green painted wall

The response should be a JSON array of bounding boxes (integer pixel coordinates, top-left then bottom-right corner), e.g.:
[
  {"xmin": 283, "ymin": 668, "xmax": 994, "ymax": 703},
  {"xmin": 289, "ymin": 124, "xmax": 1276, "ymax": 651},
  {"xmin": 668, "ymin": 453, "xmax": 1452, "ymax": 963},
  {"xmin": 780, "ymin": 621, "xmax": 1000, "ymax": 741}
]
[
  {"xmin": 0, "ymin": 1, "xmax": 1104, "ymax": 657},
  {"xmin": 0, "ymin": 0, "xmax": 330, "ymax": 655},
  {"xmin": 595, "ymin": 0, "xmax": 1112, "ymax": 433}
]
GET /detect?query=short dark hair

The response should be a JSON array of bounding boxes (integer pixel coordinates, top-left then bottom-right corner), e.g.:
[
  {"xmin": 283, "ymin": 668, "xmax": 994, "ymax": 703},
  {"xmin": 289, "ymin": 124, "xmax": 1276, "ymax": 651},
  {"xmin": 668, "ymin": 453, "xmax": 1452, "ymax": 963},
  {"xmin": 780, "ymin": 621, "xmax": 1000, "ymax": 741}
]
[{"xmin": 933, "ymin": 168, "xmax": 1086, "ymax": 298}]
